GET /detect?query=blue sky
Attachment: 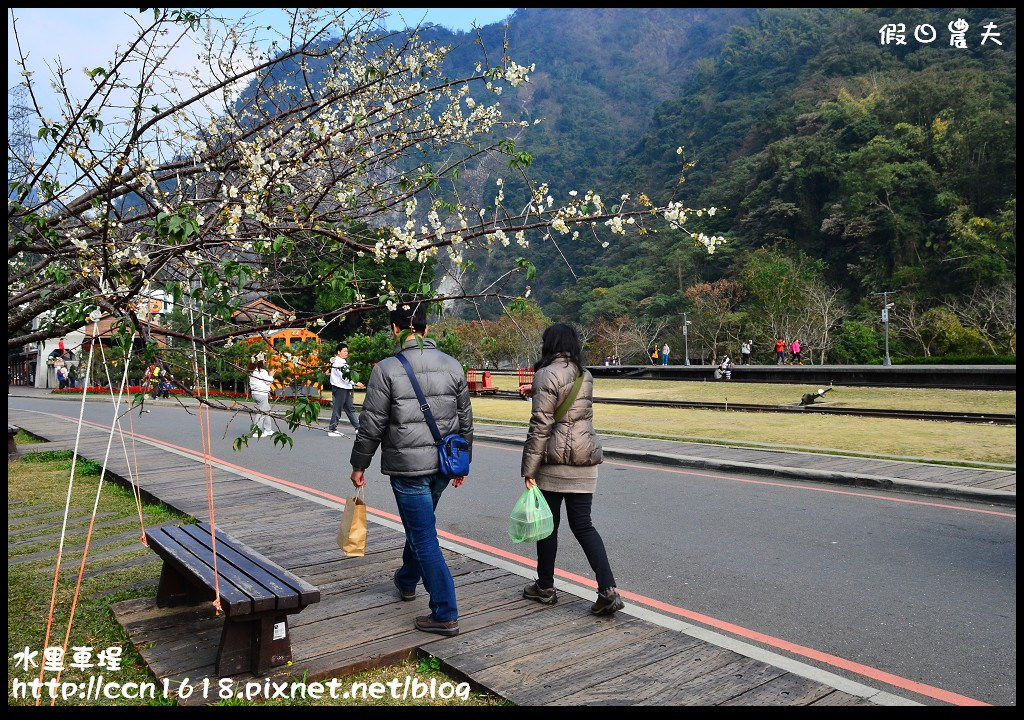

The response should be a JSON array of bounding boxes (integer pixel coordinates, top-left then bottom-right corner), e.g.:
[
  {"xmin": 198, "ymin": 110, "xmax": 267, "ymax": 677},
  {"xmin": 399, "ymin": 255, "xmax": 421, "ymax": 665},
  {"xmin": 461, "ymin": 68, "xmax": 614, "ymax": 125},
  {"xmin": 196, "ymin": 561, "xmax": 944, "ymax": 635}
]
[
  {"xmin": 7, "ymin": 6, "xmax": 515, "ymax": 158},
  {"xmin": 384, "ymin": 7, "xmax": 514, "ymax": 30},
  {"xmin": 8, "ymin": 8, "xmax": 515, "ymax": 92}
]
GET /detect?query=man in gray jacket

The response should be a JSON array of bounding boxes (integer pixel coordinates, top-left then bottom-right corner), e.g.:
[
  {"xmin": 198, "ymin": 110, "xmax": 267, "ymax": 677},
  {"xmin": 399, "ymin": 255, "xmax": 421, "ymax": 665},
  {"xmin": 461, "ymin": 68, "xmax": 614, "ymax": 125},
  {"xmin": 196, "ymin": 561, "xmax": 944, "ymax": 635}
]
[{"xmin": 350, "ymin": 303, "xmax": 473, "ymax": 636}]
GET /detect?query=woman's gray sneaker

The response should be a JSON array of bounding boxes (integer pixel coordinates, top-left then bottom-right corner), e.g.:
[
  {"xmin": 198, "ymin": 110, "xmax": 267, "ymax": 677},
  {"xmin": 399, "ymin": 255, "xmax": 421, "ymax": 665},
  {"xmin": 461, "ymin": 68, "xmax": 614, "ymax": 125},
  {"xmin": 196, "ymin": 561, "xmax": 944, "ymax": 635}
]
[
  {"xmin": 591, "ymin": 588, "xmax": 624, "ymax": 616},
  {"xmin": 523, "ymin": 581, "xmax": 557, "ymax": 604}
]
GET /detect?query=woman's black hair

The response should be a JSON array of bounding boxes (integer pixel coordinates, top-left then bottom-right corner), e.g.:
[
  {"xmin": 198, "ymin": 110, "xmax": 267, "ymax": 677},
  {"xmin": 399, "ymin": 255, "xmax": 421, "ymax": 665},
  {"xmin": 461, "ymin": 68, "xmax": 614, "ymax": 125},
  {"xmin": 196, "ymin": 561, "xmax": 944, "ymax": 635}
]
[{"xmin": 534, "ymin": 323, "xmax": 582, "ymax": 373}]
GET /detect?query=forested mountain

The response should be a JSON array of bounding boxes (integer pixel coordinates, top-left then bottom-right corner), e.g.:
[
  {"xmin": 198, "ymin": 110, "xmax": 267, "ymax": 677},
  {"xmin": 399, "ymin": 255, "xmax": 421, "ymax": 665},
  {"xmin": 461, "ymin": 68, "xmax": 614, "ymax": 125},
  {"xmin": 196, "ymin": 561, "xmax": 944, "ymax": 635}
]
[
  {"xmin": 248, "ymin": 8, "xmax": 1015, "ymax": 362},
  {"xmin": 579, "ymin": 8, "xmax": 1016, "ymax": 315},
  {"xmin": 433, "ymin": 7, "xmax": 1015, "ymax": 361}
]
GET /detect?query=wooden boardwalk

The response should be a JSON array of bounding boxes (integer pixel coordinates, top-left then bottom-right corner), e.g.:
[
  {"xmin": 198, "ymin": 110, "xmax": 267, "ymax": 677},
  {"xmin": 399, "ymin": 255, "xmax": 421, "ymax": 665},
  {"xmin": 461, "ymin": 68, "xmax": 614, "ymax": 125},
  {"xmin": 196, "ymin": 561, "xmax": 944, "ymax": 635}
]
[{"xmin": 9, "ymin": 409, "xmax": 884, "ymax": 706}]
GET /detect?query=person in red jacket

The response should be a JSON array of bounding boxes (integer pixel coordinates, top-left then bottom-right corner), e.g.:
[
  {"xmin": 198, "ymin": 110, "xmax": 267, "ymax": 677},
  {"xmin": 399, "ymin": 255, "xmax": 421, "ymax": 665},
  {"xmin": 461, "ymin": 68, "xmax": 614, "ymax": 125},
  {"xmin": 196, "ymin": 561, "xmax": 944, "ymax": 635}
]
[{"xmin": 774, "ymin": 338, "xmax": 786, "ymax": 365}]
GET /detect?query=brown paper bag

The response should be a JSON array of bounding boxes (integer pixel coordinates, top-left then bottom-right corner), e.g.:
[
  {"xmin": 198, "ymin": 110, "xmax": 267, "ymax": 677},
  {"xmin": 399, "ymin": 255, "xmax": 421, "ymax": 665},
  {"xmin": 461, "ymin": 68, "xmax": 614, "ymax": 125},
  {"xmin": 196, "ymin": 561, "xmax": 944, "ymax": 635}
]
[{"xmin": 337, "ymin": 489, "xmax": 367, "ymax": 557}]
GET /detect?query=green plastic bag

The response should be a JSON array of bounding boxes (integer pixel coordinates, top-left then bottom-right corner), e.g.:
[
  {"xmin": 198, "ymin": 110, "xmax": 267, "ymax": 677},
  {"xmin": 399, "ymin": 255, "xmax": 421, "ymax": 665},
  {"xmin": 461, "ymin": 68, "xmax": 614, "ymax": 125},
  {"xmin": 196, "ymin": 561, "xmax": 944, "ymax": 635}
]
[{"xmin": 508, "ymin": 486, "xmax": 554, "ymax": 543}]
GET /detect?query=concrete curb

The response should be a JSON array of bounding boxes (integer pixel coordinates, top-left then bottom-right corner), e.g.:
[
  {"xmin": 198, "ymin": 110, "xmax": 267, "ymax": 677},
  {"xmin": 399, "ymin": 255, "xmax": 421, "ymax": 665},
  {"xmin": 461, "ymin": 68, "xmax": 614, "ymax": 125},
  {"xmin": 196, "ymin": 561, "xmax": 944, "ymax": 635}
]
[{"xmin": 475, "ymin": 432, "xmax": 1017, "ymax": 508}]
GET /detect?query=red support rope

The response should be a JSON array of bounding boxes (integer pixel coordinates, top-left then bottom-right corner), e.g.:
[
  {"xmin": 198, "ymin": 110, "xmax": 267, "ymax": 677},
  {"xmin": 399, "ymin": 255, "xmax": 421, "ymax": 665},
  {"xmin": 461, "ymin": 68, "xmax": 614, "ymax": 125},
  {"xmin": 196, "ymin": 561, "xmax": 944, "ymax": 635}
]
[{"xmin": 192, "ymin": 306, "xmax": 223, "ymax": 614}]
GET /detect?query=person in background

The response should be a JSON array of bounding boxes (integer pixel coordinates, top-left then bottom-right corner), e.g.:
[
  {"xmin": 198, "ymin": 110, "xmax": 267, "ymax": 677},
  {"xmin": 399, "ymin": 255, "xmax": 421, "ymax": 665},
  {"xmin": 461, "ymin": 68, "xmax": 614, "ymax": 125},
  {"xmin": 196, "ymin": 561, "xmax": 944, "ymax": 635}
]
[
  {"xmin": 718, "ymin": 353, "xmax": 733, "ymax": 380},
  {"xmin": 790, "ymin": 338, "xmax": 803, "ymax": 365},
  {"xmin": 327, "ymin": 343, "xmax": 365, "ymax": 437},
  {"xmin": 158, "ymin": 373, "xmax": 173, "ymax": 399},
  {"xmin": 520, "ymin": 323, "xmax": 624, "ymax": 617},
  {"xmin": 775, "ymin": 338, "xmax": 786, "ymax": 365},
  {"xmin": 741, "ymin": 340, "xmax": 751, "ymax": 365},
  {"xmin": 661, "ymin": 342, "xmax": 670, "ymax": 366},
  {"xmin": 247, "ymin": 354, "xmax": 276, "ymax": 438}
]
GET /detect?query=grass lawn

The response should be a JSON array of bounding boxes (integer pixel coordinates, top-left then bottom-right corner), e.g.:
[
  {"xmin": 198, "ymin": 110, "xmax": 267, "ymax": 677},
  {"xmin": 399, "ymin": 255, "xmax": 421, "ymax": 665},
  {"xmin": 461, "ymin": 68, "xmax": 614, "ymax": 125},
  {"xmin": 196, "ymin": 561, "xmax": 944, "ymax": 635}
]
[
  {"xmin": 7, "ymin": 451, "xmax": 506, "ymax": 707},
  {"xmin": 469, "ymin": 397, "xmax": 1017, "ymax": 466},
  {"xmin": 483, "ymin": 374, "xmax": 1017, "ymax": 414},
  {"xmin": 340, "ymin": 376, "xmax": 1015, "ymax": 465}
]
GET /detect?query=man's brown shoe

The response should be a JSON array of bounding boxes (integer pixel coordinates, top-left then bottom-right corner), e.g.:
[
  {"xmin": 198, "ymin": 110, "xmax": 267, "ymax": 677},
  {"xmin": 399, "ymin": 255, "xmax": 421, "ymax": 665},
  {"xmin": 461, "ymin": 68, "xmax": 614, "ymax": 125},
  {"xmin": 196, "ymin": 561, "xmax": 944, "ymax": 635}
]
[
  {"xmin": 415, "ymin": 614, "xmax": 459, "ymax": 636},
  {"xmin": 394, "ymin": 571, "xmax": 415, "ymax": 601}
]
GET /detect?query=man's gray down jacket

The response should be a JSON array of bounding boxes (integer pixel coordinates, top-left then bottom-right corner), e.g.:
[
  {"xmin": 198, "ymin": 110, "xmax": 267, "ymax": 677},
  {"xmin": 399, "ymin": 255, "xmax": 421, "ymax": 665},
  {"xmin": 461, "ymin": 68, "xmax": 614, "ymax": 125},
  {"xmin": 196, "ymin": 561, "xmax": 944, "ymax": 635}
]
[
  {"xmin": 521, "ymin": 356, "xmax": 603, "ymax": 478},
  {"xmin": 350, "ymin": 337, "xmax": 474, "ymax": 477}
]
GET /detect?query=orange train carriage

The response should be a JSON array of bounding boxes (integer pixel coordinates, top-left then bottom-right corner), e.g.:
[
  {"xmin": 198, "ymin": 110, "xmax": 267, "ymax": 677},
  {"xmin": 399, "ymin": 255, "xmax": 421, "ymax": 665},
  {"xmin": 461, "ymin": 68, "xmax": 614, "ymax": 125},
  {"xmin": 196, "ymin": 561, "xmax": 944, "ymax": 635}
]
[{"xmin": 243, "ymin": 328, "xmax": 323, "ymax": 398}]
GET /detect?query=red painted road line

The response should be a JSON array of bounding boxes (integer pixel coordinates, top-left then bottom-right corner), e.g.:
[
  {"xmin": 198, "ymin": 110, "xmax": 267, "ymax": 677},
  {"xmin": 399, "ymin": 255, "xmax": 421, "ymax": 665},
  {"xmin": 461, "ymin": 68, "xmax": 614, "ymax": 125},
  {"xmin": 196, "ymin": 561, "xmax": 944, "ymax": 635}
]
[
  {"xmin": 48, "ymin": 412, "xmax": 995, "ymax": 704},
  {"xmin": 477, "ymin": 442, "xmax": 1017, "ymax": 519}
]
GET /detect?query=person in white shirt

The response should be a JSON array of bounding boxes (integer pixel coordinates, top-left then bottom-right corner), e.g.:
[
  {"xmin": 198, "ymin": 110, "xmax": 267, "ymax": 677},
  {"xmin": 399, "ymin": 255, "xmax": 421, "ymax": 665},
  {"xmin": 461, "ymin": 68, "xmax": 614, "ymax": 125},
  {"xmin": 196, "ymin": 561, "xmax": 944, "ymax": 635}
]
[
  {"xmin": 718, "ymin": 354, "xmax": 733, "ymax": 381},
  {"xmin": 328, "ymin": 343, "xmax": 365, "ymax": 437},
  {"xmin": 741, "ymin": 340, "xmax": 751, "ymax": 365},
  {"xmin": 247, "ymin": 354, "xmax": 276, "ymax": 438}
]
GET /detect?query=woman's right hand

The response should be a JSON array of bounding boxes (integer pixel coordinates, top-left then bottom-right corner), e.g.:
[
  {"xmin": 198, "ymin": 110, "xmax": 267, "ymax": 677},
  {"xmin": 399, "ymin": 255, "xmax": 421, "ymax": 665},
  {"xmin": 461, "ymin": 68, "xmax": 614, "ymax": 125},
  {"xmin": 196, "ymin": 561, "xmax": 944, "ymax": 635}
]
[{"xmin": 524, "ymin": 477, "xmax": 537, "ymax": 489}]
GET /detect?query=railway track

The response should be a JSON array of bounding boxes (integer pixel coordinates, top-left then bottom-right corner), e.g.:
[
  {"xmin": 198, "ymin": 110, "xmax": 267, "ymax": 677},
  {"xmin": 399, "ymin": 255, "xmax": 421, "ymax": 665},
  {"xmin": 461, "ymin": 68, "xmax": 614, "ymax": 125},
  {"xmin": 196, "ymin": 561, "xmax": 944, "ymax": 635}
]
[{"xmin": 477, "ymin": 390, "xmax": 1016, "ymax": 425}]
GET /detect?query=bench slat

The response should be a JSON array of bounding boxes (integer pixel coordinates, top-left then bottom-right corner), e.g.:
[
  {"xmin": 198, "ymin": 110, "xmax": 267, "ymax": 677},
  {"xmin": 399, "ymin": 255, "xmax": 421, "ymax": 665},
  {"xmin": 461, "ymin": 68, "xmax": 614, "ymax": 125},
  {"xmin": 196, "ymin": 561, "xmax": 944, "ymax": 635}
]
[
  {"xmin": 197, "ymin": 522, "xmax": 320, "ymax": 605},
  {"xmin": 179, "ymin": 524, "xmax": 300, "ymax": 611},
  {"xmin": 163, "ymin": 527, "xmax": 279, "ymax": 614},
  {"xmin": 147, "ymin": 526, "xmax": 252, "ymax": 614}
]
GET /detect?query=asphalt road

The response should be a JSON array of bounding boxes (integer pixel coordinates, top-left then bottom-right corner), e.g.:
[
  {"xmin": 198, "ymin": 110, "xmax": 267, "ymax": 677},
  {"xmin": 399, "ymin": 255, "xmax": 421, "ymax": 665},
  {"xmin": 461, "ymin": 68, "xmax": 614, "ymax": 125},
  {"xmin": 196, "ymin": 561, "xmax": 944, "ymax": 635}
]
[{"xmin": 9, "ymin": 396, "xmax": 1017, "ymax": 706}]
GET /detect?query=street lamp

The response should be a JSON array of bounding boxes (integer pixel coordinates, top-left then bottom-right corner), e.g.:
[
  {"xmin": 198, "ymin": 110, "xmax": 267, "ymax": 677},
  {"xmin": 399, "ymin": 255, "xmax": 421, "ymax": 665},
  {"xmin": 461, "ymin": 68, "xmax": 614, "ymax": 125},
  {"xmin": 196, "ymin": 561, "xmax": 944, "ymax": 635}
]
[
  {"xmin": 679, "ymin": 312, "xmax": 691, "ymax": 366},
  {"xmin": 873, "ymin": 291, "xmax": 896, "ymax": 366}
]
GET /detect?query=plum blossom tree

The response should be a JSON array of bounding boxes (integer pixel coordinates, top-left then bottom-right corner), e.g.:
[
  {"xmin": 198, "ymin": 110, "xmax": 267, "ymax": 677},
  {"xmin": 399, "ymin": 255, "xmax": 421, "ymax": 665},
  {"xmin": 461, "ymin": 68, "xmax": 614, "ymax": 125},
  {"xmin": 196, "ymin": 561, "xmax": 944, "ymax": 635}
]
[{"xmin": 8, "ymin": 8, "xmax": 724, "ymax": 439}]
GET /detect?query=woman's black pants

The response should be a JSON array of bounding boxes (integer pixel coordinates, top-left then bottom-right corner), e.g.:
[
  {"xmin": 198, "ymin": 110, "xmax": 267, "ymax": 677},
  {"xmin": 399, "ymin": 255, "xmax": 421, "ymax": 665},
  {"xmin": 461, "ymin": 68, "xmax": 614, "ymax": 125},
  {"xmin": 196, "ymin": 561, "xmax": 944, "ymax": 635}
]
[{"xmin": 536, "ymin": 489, "xmax": 616, "ymax": 592}]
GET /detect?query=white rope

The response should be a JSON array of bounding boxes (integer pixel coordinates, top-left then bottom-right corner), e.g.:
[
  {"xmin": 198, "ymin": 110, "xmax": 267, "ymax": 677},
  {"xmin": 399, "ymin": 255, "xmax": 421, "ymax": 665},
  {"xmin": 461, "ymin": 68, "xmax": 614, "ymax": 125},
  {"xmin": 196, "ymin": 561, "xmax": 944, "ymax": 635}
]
[
  {"xmin": 49, "ymin": 332, "xmax": 136, "ymax": 702},
  {"xmin": 46, "ymin": 319, "xmax": 100, "ymax": 594},
  {"xmin": 95, "ymin": 332, "xmax": 147, "ymax": 532},
  {"xmin": 37, "ymin": 318, "xmax": 96, "ymax": 703}
]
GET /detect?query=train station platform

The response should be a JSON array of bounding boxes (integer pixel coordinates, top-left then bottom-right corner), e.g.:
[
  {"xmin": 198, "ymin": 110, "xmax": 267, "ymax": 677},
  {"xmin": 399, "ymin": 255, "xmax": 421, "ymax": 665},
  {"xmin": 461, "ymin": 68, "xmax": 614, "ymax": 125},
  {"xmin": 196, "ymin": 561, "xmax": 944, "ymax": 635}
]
[{"xmin": 588, "ymin": 363, "xmax": 1016, "ymax": 390}]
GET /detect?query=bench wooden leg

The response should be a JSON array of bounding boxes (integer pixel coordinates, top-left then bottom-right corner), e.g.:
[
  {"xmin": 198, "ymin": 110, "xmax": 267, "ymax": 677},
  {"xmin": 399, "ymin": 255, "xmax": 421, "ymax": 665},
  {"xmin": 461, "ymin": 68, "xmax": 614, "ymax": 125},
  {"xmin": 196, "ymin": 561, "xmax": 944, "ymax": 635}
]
[
  {"xmin": 216, "ymin": 613, "xmax": 294, "ymax": 677},
  {"xmin": 156, "ymin": 562, "xmax": 213, "ymax": 608}
]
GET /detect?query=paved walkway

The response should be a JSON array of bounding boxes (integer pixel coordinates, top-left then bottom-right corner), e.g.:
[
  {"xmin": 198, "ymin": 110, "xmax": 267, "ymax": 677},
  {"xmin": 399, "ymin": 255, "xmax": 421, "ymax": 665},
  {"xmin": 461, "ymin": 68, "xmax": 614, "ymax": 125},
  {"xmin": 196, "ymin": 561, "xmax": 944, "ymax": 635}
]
[
  {"xmin": 10, "ymin": 407, "xmax": 917, "ymax": 706},
  {"xmin": 10, "ymin": 387, "xmax": 1015, "ymax": 505}
]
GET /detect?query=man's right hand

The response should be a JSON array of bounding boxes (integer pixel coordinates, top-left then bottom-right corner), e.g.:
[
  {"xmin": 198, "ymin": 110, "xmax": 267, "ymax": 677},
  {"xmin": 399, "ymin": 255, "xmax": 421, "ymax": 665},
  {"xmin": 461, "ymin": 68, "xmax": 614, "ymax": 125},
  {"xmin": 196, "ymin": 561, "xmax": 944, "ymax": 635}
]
[
  {"xmin": 350, "ymin": 469, "xmax": 366, "ymax": 488},
  {"xmin": 525, "ymin": 477, "xmax": 537, "ymax": 489}
]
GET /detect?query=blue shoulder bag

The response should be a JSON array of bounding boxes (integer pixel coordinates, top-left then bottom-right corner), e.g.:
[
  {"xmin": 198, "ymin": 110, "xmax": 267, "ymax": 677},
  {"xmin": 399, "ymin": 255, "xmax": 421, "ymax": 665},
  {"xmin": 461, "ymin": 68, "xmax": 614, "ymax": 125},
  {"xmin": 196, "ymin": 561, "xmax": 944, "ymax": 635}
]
[{"xmin": 395, "ymin": 352, "xmax": 470, "ymax": 479}]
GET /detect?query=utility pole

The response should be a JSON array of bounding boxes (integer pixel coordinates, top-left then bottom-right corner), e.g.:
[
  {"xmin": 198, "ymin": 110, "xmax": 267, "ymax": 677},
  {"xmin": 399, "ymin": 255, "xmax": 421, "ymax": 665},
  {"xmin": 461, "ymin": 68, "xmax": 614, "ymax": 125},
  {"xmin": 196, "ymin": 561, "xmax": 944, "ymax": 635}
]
[
  {"xmin": 873, "ymin": 291, "xmax": 896, "ymax": 366},
  {"xmin": 679, "ymin": 312, "xmax": 691, "ymax": 366}
]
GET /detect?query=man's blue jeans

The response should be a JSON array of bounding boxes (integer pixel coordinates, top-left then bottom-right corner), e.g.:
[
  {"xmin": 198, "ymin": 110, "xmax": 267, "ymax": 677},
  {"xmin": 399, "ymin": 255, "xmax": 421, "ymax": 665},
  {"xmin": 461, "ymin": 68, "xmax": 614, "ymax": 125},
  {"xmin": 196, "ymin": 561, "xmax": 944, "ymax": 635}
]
[{"xmin": 391, "ymin": 474, "xmax": 458, "ymax": 622}]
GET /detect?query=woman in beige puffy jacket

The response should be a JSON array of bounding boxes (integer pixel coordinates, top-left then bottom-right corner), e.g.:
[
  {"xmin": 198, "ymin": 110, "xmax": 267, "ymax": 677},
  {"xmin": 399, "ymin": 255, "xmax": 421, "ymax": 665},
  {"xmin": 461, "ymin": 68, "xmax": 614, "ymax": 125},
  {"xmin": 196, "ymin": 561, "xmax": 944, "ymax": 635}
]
[{"xmin": 520, "ymin": 323, "xmax": 624, "ymax": 616}]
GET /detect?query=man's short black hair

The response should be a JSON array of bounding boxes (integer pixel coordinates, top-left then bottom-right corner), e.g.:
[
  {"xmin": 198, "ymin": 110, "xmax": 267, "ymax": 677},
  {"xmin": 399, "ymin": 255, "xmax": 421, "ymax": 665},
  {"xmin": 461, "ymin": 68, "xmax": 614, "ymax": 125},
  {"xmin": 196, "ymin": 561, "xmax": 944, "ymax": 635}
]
[
  {"xmin": 336, "ymin": 343, "xmax": 348, "ymax": 353},
  {"xmin": 389, "ymin": 303, "xmax": 428, "ymax": 334}
]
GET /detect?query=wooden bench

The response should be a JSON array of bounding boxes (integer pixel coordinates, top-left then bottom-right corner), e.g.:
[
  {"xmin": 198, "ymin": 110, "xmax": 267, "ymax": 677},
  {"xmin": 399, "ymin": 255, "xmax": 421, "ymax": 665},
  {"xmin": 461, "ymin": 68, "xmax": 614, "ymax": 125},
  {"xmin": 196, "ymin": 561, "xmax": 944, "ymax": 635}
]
[{"xmin": 146, "ymin": 522, "xmax": 320, "ymax": 677}]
